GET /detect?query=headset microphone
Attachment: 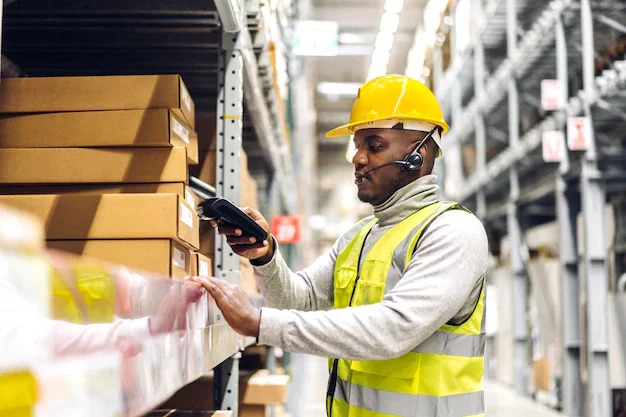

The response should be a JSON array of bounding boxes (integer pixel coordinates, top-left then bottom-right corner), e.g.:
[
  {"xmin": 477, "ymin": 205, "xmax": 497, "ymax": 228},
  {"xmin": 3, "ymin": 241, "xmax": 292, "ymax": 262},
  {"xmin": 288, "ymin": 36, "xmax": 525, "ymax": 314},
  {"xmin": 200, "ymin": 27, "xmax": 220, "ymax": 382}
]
[{"xmin": 355, "ymin": 161, "xmax": 411, "ymax": 182}]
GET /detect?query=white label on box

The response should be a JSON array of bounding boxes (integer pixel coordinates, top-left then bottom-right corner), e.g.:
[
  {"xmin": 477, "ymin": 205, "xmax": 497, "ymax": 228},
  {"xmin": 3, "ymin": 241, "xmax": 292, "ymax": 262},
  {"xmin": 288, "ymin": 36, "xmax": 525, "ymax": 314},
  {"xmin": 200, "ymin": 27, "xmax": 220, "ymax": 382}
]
[
  {"xmin": 199, "ymin": 260, "xmax": 209, "ymax": 277},
  {"xmin": 185, "ymin": 189, "xmax": 195, "ymax": 208},
  {"xmin": 181, "ymin": 87, "xmax": 192, "ymax": 112},
  {"xmin": 171, "ymin": 118, "xmax": 190, "ymax": 144},
  {"xmin": 180, "ymin": 203, "xmax": 194, "ymax": 228},
  {"xmin": 173, "ymin": 247, "xmax": 186, "ymax": 270}
]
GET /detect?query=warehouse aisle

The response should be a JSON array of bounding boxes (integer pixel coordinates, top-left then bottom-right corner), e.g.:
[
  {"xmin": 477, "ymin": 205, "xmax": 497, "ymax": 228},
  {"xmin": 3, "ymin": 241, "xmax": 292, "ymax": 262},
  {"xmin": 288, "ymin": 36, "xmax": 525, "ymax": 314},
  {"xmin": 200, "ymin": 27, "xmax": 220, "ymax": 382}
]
[{"xmin": 289, "ymin": 355, "xmax": 565, "ymax": 417}]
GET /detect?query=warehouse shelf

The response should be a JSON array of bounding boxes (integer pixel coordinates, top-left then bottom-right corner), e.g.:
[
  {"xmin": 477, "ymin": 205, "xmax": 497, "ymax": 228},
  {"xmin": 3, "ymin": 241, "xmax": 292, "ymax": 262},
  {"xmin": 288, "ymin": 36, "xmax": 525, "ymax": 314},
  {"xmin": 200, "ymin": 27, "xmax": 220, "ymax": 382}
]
[
  {"xmin": 1, "ymin": 0, "xmax": 295, "ymax": 214},
  {"xmin": 455, "ymin": 47, "xmax": 626, "ymax": 204},
  {"xmin": 0, "ymin": 246, "xmax": 238, "ymax": 417},
  {"xmin": 444, "ymin": 0, "xmax": 578, "ymax": 148}
]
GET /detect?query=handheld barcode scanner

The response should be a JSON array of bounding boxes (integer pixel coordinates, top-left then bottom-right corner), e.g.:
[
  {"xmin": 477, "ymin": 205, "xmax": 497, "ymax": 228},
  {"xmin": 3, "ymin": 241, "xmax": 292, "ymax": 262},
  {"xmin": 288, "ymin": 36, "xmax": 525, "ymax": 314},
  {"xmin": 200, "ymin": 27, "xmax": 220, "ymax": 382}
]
[{"xmin": 196, "ymin": 197, "xmax": 269, "ymax": 242}]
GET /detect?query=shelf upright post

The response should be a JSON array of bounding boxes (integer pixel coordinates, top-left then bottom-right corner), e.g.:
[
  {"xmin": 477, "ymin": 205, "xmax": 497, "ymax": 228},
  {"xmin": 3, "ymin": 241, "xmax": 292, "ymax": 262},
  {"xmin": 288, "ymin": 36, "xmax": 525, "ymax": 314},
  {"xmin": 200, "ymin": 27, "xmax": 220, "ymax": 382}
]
[
  {"xmin": 555, "ymin": 12, "xmax": 583, "ymax": 416},
  {"xmin": 580, "ymin": 0, "xmax": 612, "ymax": 415},
  {"xmin": 214, "ymin": 5, "xmax": 246, "ymax": 414},
  {"xmin": 472, "ymin": 0, "xmax": 486, "ymax": 219},
  {"xmin": 506, "ymin": 0, "xmax": 529, "ymax": 396}
]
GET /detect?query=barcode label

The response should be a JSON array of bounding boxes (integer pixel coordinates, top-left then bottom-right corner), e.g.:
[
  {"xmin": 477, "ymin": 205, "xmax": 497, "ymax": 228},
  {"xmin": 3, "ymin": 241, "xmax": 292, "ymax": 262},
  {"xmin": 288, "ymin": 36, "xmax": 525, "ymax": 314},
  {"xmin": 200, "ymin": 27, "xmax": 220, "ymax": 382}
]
[
  {"xmin": 199, "ymin": 260, "xmax": 209, "ymax": 277},
  {"xmin": 180, "ymin": 203, "xmax": 194, "ymax": 228},
  {"xmin": 173, "ymin": 247, "xmax": 186, "ymax": 270},
  {"xmin": 181, "ymin": 87, "xmax": 192, "ymax": 112},
  {"xmin": 172, "ymin": 118, "xmax": 190, "ymax": 144},
  {"xmin": 185, "ymin": 190, "xmax": 195, "ymax": 208}
]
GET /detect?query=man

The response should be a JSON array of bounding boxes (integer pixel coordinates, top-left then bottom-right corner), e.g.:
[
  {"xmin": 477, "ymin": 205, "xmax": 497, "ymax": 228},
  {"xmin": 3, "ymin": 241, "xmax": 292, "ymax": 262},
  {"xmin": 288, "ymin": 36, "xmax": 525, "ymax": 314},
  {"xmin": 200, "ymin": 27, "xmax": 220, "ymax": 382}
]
[{"xmin": 193, "ymin": 74, "xmax": 489, "ymax": 417}]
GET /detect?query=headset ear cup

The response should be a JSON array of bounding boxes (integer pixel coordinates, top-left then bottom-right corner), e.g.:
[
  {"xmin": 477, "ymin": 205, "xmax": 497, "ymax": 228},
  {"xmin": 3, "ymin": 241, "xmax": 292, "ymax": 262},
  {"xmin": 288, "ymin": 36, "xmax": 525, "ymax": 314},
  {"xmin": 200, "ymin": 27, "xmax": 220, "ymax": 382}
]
[{"xmin": 406, "ymin": 154, "xmax": 423, "ymax": 171}]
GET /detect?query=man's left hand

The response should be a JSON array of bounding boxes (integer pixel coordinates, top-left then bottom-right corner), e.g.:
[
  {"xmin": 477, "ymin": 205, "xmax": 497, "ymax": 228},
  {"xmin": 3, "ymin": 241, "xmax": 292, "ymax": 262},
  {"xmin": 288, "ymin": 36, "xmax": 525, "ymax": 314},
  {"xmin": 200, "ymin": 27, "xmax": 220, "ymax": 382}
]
[{"xmin": 191, "ymin": 276, "xmax": 261, "ymax": 338}]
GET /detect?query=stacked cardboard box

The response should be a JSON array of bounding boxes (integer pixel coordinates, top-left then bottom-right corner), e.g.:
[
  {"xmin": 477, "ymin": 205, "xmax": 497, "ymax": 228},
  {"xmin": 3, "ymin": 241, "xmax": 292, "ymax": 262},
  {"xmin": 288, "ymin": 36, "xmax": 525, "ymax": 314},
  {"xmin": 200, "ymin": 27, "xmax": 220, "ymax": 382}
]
[{"xmin": 0, "ymin": 75, "xmax": 203, "ymax": 279}]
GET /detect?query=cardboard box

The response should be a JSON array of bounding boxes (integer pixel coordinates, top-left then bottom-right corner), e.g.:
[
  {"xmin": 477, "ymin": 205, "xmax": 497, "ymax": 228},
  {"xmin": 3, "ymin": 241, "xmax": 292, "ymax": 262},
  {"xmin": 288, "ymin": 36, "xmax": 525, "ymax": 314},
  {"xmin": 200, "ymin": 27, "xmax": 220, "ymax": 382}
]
[
  {"xmin": 242, "ymin": 370, "xmax": 290, "ymax": 405},
  {"xmin": 200, "ymin": 221, "xmax": 216, "ymax": 258},
  {"xmin": 0, "ymin": 74, "xmax": 196, "ymax": 128},
  {"xmin": 196, "ymin": 113, "xmax": 217, "ymax": 151},
  {"xmin": 240, "ymin": 258, "xmax": 258, "ymax": 294},
  {"xmin": 0, "ymin": 182, "xmax": 187, "ymax": 197},
  {"xmin": 0, "ymin": 147, "xmax": 188, "ymax": 185},
  {"xmin": 240, "ymin": 406, "xmax": 266, "ymax": 417},
  {"xmin": 0, "ymin": 193, "xmax": 200, "ymax": 250},
  {"xmin": 0, "ymin": 109, "xmax": 199, "ymax": 164},
  {"xmin": 48, "ymin": 239, "xmax": 192, "ymax": 279},
  {"xmin": 191, "ymin": 252, "xmax": 213, "ymax": 277}
]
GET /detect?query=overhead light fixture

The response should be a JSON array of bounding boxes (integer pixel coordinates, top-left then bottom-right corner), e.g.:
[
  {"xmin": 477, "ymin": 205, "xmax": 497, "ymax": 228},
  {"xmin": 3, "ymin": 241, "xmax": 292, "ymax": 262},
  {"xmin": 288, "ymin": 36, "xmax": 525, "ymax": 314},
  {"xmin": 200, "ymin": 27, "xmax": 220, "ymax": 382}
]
[
  {"xmin": 317, "ymin": 82, "xmax": 361, "ymax": 96},
  {"xmin": 339, "ymin": 32, "xmax": 372, "ymax": 45},
  {"xmin": 380, "ymin": 11, "xmax": 400, "ymax": 33},
  {"xmin": 375, "ymin": 31, "xmax": 395, "ymax": 51},
  {"xmin": 371, "ymin": 47, "xmax": 391, "ymax": 65}
]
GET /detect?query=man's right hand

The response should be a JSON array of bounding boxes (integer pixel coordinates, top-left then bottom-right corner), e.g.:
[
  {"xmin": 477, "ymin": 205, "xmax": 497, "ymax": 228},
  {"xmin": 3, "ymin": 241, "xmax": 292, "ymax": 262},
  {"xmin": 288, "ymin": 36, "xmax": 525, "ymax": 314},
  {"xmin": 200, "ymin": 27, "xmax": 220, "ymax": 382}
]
[{"xmin": 210, "ymin": 207, "xmax": 275, "ymax": 265}]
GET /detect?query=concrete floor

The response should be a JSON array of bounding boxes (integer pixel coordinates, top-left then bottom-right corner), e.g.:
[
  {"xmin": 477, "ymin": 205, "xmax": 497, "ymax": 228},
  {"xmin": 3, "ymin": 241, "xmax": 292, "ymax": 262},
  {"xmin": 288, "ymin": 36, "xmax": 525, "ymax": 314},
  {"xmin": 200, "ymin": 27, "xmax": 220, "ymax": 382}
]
[{"xmin": 285, "ymin": 354, "xmax": 565, "ymax": 417}]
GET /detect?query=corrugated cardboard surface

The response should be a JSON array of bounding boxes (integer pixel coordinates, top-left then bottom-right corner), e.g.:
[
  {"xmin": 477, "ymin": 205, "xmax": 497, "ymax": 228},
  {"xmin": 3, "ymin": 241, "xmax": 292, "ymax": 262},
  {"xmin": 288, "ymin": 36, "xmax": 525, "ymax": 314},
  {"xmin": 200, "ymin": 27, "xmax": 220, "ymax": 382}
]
[
  {"xmin": 240, "ymin": 258, "xmax": 258, "ymax": 294},
  {"xmin": 0, "ymin": 74, "xmax": 195, "ymax": 128},
  {"xmin": 191, "ymin": 252, "xmax": 214, "ymax": 277},
  {"xmin": 200, "ymin": 221, "xmax": 216, "ymax": 259},
  {"xmin": 0, "ymin": 109, "xmax": 199, "ymax": 164},
  {"xmin": 0, "ymin": 182, "xmax": 188, "ymax": 197},
  {"xmin": 48, "ymin": 239, "xmax": 192, "ymax": 279},
  {"xmin": 242, "ymin": 370, "xmax": 290, "ymax": 405},
  {"xmin": 196, "ymin": 113, "xmax": 217, "ymax": 151},
  {"xmin": 0, "ymin": 147, "xmax": 188, "ymax": 184},
  {"xmin": 0, "ymin": 193, "xmax": 200, "ymax": 249}
]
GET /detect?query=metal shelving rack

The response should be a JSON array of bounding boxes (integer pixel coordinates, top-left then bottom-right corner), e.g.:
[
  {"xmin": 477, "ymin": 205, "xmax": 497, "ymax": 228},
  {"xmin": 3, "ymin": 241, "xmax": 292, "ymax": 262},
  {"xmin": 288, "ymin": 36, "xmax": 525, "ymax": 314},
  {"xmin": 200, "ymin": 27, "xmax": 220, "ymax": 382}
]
[
  {"xmin": 0, "ymin": 0, "xmax": 295, "ymax": 415},
  {"xmin": 433, "ymin": 0, "xmax": 626, "ymax": 416}
]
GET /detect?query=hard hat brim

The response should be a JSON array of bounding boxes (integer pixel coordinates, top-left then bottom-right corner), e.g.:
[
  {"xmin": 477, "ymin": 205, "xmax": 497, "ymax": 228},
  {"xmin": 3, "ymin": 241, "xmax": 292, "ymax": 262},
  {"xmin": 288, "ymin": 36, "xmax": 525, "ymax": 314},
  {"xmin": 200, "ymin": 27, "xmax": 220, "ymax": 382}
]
[{"xmin": 325, "ymin": 116, "xmax": 450, "ymax": 138}]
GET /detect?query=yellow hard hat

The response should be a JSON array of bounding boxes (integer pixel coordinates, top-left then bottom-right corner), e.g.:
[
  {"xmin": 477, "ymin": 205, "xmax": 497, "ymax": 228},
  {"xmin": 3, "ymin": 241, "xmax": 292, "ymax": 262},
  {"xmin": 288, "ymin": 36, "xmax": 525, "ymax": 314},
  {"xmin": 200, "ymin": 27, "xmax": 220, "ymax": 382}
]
[{"xmin": 325, "ymin": 74, "xmax": 449, "ymax": 138}]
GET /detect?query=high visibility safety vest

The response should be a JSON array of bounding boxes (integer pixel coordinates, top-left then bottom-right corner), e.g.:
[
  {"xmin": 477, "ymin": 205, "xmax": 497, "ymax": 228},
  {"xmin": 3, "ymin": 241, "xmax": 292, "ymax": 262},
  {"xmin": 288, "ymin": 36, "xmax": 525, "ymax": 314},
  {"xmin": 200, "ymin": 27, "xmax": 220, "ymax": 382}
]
[{"xmin": 326, "ymin": 201, "xmax": 486, "ymax": 417}]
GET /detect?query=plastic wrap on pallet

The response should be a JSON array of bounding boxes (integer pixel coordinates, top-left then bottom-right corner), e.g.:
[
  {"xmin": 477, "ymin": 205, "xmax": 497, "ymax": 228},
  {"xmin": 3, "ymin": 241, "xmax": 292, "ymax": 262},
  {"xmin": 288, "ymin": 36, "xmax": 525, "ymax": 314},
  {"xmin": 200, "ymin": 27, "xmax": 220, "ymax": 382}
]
[{"xmin": 0, "ymin": 247, "xmax": 237, "ymax": 416}]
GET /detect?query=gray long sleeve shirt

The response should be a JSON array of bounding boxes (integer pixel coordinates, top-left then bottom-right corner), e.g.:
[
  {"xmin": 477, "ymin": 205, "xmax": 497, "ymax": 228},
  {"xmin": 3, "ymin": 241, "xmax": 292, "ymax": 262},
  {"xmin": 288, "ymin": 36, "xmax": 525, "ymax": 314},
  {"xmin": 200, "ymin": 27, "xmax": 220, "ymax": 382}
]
[{"xmin": 254, "ymin": 175, "xmax": 489, "ymax": 361}]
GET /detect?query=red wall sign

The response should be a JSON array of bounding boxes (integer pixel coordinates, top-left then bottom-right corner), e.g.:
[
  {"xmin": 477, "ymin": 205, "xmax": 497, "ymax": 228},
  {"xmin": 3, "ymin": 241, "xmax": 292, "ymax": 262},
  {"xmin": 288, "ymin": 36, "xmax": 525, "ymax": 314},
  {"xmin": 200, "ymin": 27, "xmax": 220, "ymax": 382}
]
[{"xmin": 271, "ymin": 215, "xmax": 301, "ymax": 244}]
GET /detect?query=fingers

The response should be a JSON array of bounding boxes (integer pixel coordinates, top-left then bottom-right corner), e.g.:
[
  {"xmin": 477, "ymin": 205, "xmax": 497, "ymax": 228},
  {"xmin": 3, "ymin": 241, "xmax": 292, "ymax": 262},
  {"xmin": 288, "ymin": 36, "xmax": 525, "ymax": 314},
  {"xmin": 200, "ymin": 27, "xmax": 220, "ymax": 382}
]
[{"xmin": 240, "ymin": 207, "xmax": 264, "ymax": 221}]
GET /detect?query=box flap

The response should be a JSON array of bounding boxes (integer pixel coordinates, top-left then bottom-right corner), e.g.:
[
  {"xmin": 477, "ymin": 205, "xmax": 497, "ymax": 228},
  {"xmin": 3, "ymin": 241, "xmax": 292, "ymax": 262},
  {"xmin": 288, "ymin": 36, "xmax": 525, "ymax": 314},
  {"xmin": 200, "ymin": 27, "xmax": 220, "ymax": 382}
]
[{"xmin": 169, "ymin": 111, "xmax": 199, "ymax": 165}]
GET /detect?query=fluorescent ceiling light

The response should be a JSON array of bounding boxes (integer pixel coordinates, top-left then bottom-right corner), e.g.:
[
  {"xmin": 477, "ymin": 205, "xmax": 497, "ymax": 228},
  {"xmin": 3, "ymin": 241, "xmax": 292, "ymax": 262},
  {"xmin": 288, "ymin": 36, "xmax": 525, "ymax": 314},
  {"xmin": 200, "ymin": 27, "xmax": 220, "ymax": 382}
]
[
  {"xmin": 384, "ymin": 0, "xmax": 404, "ymax": 13},
  {"xmin": 317, "ymin": 82, "xmax": 361, "ymax": 96},
  {"xmin": 339, "ymin": 32, "xmax": 371, "ymax": 44},
  {"xmin": 375, "ymin": 31, "xmax": 395, "ymax": 51},
  {"xmin": 379, "ymin": 11, "xmax": 400, "ymax": 33},
  {"xmin": 367, "ymin": 61, "xmax": 387, "ymax": 80}
]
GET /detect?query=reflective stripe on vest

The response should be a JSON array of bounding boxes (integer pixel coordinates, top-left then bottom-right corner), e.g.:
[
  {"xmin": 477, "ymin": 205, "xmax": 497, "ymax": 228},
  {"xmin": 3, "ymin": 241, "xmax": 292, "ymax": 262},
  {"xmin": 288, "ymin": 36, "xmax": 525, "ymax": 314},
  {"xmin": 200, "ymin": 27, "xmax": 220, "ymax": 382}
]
[
  {"xmin": 334, "ymin": 378, "xmax": 484, "ymax": 417},
  {"xmin": 328, "ymin": 201, "xmax": 486, "ymax": 417}
]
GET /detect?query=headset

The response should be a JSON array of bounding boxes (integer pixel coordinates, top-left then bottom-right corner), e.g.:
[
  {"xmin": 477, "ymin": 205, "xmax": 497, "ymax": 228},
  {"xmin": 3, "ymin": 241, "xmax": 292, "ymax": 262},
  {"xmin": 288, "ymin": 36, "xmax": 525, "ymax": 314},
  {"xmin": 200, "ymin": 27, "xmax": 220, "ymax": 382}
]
[
  {"xmin": 355, "ymin": 125, "xmax": 439, "ymax": 181},
  {"xmin": 398, "ymin": 125, "xmax": 439, "ymax": 172}
]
